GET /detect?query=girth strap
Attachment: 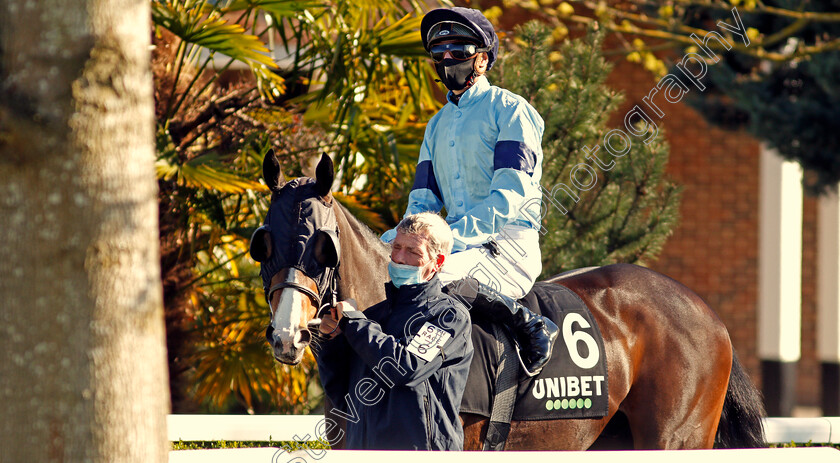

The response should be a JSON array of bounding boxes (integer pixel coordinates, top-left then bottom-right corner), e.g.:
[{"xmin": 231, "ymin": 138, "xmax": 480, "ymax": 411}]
[{"xmin": 482, "ymin": 323, "xmax": 519, "ymax": 451}]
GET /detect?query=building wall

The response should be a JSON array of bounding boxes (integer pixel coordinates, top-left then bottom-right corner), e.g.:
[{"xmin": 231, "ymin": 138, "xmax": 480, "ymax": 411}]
[
  {"xmin": 486, "ymin": 1, "xmax": 821, "ymax": 410},
  {"xmin": 604, "ymin": 54, "xmax": 821, "ymax": 409}
]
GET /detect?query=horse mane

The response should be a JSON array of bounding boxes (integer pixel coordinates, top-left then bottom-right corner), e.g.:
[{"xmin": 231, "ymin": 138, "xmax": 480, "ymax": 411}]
[
  {"xmin": 331, "ymin": 199, "xmax": 390, "ymax": 310},
  {"xmin": 333, "ymin": 200, "xmax": 390, "ymax": 254}
]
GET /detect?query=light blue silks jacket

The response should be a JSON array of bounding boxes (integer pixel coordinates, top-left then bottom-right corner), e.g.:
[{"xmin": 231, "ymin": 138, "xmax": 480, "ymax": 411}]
[{"xmin": 382, "ymin": 75, "xmax": 545, "ymax": 252}]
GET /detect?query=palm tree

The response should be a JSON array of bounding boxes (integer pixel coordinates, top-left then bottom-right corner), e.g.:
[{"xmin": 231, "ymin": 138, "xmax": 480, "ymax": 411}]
[{"xmin": 151, "ymin": 0, "xmax": 443, "ymax": 412}]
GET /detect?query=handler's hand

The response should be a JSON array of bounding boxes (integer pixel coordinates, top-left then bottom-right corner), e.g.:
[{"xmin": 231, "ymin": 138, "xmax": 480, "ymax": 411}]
[{"xmin": 319, "ymin": 300, "xmax": 357, "ymax": 339}]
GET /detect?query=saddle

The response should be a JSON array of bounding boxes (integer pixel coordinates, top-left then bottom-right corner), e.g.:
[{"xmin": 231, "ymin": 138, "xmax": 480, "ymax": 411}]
[{"xmin": 460, "ymin": 281, "xmax": 609, "ymax": 448}]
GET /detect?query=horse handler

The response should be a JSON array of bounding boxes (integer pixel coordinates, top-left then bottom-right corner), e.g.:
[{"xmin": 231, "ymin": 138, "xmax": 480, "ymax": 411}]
[{"xmin": 317, "ymin": 212, "xmax": 474, "ymax": 450}]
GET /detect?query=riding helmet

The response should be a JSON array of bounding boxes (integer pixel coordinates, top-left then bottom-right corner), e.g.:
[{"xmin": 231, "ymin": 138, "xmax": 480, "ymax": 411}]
[{"xmin": 420, "ymin": 7, "xmax": 500, "ymax": 70}]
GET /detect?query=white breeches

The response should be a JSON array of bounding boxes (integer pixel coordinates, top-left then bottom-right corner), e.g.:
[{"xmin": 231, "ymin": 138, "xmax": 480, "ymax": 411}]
[{"xmin": 438, "ymin": 225, "xmax": 541, "ymax": 299}]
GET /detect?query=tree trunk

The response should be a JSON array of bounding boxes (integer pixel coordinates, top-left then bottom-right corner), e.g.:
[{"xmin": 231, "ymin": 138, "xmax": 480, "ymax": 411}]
[{"xmin": 0, "ymin": 0, "xmax": 170, "ymax": 462}]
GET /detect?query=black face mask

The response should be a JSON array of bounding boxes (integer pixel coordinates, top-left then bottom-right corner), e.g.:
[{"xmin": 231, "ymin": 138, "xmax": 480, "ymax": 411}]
[{"xmin": 434, "ymin": 57, "xmax": 477, "ymax": 92}]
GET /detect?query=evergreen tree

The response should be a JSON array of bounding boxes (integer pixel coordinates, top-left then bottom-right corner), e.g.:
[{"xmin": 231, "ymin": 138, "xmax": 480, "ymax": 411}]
[
  {"xmin": 499, "ymin": 0, "xmax": 840, "ymax": 192},
  {"xmin": 679, "ymin": 0, "xmax": 840, "ymax": 193},
  {"xmin": 496, "ymin": 22, "xmax": 682, "ymax": 276}
]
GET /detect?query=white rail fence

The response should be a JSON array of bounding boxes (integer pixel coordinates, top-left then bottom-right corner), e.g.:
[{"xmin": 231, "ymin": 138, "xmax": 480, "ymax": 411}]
[
  {"xmin": 167, "ymin": 414, "xmax": 840, "ymax": 444},
  {"xmin": 169, "ymin": 448, "xmax": 840, "ymax": 463},
  {"xmin": 167, "ymin": 415, "xmax": 840, "ymax": 462}
]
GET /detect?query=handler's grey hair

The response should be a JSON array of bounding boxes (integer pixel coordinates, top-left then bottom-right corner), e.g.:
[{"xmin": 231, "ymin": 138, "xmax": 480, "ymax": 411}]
[{"xmin": 396, "ymin": 212, "xmax": 453, "ymax": 258}]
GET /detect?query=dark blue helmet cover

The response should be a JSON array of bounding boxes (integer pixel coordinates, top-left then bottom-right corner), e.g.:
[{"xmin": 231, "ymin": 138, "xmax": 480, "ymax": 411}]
[{"xmin": 421, "ymin": 7, "xmax": 500, "ymax": 70}]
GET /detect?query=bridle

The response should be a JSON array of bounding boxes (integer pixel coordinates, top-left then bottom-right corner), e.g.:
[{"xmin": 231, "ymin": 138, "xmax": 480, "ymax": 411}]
[
  {"xmin": 267, "ymin": 265, "xmax": 339, "ymax": 321},
  {"xmin": 255, "ymin": 181, "xmax": 343, "ymax": 340}
]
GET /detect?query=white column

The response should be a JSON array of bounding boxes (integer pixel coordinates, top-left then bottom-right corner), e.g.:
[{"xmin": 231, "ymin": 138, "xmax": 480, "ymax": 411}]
[
  {"xmin": 757, "ymin": 145, "xmax": 803, "ymax": 416},
  {"xmin": 818, "ymin": 189, "xmax": 840, "ymax": 362},
  {"xmin": 758, "ymin": 146, "xmax": 803, "ymax": 362},
  {"xmin": 817, "ymin": 187, "xmax": 840, "ymax": 414}
]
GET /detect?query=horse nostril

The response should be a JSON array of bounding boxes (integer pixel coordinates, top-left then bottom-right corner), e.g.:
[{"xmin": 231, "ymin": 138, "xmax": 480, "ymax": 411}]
[
  {"xmin": 265, "ymin": 325, "xmax": 275, "ymax": 344},
  {"xmin": 294, "ymin": 329, "xmax": 311, "ymax": 347}
]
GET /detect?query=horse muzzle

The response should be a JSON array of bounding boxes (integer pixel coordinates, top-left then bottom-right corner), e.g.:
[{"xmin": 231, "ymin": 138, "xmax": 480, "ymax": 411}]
[{"xmin": 265, "ymin": 324, "xmax": 310, "ymax": 365}]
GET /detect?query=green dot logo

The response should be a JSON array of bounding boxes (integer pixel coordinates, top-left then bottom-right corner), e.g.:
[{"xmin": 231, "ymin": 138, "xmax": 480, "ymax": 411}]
[
  {"xmin": 577, "ymin": 398, "xmax": 584, "ymax": 409},
  {"xmin": 561, "ymin": 399, "xmax": 568, "ymax": 409},
  {"xmin": 569, "ymin": 399, "xmax": 577, "ymax": 409},
  {"xmin": 546, "ymin": 400, "xmax": 554, "ymax": 411},
  {"xmin": 553, "ymin": 399, "xmax": 562, "ymax": 410},
  {"xmin": 584, "ymin": 398, "xmax": 592, "ymax": 408}
]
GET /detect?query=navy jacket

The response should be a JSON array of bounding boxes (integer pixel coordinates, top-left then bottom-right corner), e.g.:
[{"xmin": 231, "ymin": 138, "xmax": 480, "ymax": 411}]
[{"xmin": 316, "ymin": 275, "xmax": 473, "ymax": 450}]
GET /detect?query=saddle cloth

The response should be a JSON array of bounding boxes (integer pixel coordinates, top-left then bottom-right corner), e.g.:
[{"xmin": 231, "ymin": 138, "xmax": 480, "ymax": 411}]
[{"xmin": 460, "ymin": 281, "xmax": 609, "ymax": 421}]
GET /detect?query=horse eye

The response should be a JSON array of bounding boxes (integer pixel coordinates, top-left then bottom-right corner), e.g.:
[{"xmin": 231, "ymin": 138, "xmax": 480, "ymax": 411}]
[{"xmin": 249, "ymin": 226, "xmax": 272, "ymax": 262}]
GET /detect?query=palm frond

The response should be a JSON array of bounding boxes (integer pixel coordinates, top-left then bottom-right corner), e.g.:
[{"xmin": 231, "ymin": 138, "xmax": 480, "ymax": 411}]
[
  {"xmin": 222, "ymin": 0, "xmax": 328, "ymax": 17},
  {"xmin": 377, "ymin": 15, "xmax": 426, "ymax": 56},
  {"xmin": 156, "ymin": 157, "xmax": 267, "ymax": 193},
  {"xmin": 152, "ymin": 0, "xmax": 285, "ymax": 100},
  {"xmin": 153, "ymin": 1, "xmax": 275, "ymax": 68}
]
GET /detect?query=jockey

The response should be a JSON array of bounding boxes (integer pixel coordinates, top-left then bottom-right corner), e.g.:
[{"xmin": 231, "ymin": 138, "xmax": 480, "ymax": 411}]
[{"xmin": 381, "ymin": 7, "xmax": 558, "ymax": 376}]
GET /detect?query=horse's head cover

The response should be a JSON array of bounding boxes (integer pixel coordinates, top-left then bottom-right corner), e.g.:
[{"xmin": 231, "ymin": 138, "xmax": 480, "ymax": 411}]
[{"xmin": 250, "ymin": 178, "xmax": 340, "ymax": 298}]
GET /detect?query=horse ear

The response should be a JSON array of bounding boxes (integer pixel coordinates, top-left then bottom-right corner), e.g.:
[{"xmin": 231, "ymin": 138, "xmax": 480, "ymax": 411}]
[
  {"xmin": 314, "ymin": 153, "xmax": 334, "ymax": 197},
  {"xmin": 263, "ymin": 149, "xmax": 286, "ymax": 191}
]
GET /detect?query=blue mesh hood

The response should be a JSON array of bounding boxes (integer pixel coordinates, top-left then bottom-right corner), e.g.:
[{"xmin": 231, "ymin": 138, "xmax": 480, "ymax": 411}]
[{"xmin": 254, "ymin": 178, "xmax": 338, "ymax": 295}]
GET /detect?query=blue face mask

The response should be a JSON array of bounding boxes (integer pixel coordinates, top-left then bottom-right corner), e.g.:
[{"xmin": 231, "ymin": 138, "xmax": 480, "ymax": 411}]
[{"xmin": 388, "ymin": 261, "xmax": 433, "ymax": 288}]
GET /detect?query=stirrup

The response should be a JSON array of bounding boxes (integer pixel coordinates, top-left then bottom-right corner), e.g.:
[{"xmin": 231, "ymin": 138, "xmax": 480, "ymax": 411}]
[{"xmin": 509, "ymin": 337, "xmax": 548, "ymax": 378}]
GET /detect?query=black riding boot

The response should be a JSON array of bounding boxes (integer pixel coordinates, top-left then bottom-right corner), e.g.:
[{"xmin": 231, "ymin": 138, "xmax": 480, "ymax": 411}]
[{"xmin": 445, "ymin": 278, "xmax": 559, "ymax": 376}]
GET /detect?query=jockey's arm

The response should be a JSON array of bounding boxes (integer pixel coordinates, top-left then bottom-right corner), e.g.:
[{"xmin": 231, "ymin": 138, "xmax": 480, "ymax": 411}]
[
  {"xmin": 381, "ymin": 135, "xmax": 443, "ymax": 243},
  {"xmin": 449, "ymin": 98, "xmax": 544, "ymax": 251},
  {"xmin": 383, "ymin": 96, "xmax": 543, "ymax": 249},
  {"xmin": 448, "ymin": 159, "xmax": 539, "ymax": 252}
]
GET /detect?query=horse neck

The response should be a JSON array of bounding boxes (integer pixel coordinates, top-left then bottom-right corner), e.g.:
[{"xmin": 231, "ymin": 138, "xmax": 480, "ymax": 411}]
[{"xmin": 333, "ymin": 201, "xmax": 390, "ymax": 310}]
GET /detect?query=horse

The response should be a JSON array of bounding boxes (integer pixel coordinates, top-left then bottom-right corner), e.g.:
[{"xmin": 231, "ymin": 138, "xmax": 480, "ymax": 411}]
[{"xmin": 251, "ymin": 152, "xmax": 766, "ymax": 450}]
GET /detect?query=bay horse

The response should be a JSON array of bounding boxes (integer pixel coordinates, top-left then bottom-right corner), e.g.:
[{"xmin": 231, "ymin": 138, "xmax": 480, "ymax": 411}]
[{"xmin": 252, "ymin": 152, "xmax": 766, "ymax": 450}]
